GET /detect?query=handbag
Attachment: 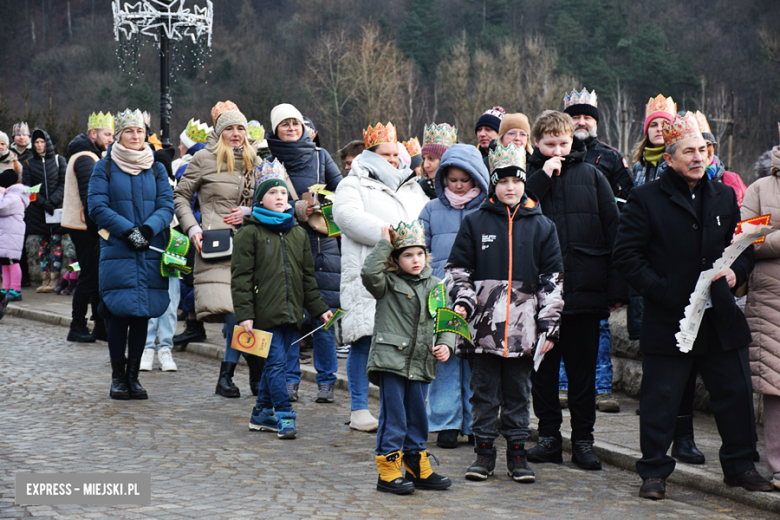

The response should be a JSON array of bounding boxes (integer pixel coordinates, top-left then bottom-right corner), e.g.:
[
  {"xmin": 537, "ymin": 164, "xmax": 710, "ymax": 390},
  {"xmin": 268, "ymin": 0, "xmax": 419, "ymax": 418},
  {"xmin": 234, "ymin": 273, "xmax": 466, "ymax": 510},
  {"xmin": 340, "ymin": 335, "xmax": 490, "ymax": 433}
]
[{"xmin": 201, "ymin": 228, "xmax": 233, "ymax": 259}]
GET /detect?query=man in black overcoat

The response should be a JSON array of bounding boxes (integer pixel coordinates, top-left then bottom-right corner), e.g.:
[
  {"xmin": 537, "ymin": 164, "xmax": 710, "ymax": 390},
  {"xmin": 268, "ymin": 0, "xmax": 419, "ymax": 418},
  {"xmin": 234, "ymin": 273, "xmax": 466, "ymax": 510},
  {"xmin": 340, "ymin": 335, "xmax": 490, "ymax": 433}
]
[{"xmin": 613, "ymin": 112, "xmax": 771, "ymax": 499}]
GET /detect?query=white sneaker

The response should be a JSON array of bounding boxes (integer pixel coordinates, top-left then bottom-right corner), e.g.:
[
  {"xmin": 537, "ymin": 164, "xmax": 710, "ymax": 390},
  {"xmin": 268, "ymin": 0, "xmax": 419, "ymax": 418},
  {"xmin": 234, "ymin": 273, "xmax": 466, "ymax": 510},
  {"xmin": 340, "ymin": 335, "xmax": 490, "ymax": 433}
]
[
  {"xmin": 140, "ymin": 349, "xmax": 155, "ymax": 371},
  {"xmin": 349, "ymin": 409, "xmax": 378, "ymax": 432},
  {"xmin": 336, "ymin": 344, "xmax": 351, "ymax": 359},
  {"xmin": 158, "ymin": 348, "xmax": 177, "ymax": 372}
]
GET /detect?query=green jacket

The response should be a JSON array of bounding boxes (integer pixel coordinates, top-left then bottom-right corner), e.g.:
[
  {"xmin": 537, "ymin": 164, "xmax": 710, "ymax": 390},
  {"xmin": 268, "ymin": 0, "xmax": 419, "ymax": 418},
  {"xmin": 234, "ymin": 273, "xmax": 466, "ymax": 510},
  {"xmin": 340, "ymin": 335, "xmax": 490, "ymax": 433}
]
[
  {"xmin": 231, "ymin": 214, "xmax": 329, "ymax": 330},
  {"xmin": 361, "ymin": 239, "xmax": 456, "ymax": 385}
]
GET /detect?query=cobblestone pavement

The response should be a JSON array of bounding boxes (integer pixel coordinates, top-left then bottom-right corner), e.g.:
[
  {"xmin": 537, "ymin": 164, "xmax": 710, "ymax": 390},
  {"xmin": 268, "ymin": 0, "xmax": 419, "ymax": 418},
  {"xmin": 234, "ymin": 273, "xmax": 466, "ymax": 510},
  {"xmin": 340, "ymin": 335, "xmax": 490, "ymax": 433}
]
[{"xmin": 1, "ymin": 316, "xmax": 777, "ymax": 520}]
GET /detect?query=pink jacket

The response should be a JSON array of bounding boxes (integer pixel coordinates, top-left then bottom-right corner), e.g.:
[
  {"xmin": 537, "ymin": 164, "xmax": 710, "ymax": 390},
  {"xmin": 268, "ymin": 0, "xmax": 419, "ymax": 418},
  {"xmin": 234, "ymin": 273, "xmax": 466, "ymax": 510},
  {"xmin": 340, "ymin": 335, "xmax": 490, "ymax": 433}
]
[
  {"xmin": 0, "ymin": 184, "xmax": 30, "ymax": 260},
  {"xmin": 723, "ymin": 171, "xmax": 747, "ymax": 207}
]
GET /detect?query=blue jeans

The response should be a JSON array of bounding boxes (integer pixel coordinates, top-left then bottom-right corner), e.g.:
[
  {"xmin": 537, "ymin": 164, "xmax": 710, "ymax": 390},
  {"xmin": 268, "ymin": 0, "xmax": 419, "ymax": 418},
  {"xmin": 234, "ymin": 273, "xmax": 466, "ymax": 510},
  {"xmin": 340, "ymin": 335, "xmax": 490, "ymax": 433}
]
[
  {"xmin": 254, "ymin": 324, "xmax": 297, "ymax": 413},
  {"xmin": 222, "ymin": 313, "xmax": 241, "ymax": 362},
  {"xmin": 559, "ymin": 318, "xmax": 613, "ymax": 394},
  {"xmin": 376, "ymin": 372, "xmax": 429, "ymax": 455},
  {"xmin": 285, "ymin": 310, "xmax": 338, "ymax": 386},
  {"xmin": 144, "ymin": 277, "xmax": 181, "ymax": 351},
  {"xmin": 347, "ymin": 335, "xmax": 371, "ymax": 411},
  {"xmin": 179, "ymin": 281, "xmax": 195, "ymax": 314},
  {"xmin": 426, "ymin": 354, "xmax": 473, "ymax": 434}
]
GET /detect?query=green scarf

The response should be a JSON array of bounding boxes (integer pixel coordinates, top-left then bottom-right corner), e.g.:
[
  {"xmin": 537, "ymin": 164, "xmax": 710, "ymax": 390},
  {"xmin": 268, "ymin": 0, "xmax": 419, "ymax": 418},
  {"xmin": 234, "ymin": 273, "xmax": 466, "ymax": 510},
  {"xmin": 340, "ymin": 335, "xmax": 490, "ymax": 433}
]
[{"xmin": 644, "ymin": 145, "xmax": 665, "ymax": 167}]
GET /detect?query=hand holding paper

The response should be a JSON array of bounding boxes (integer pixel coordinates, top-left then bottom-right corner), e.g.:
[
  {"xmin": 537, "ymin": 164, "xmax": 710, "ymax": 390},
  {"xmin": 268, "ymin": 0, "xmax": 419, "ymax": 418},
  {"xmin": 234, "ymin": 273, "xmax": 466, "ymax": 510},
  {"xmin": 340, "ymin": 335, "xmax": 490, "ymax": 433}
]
[{"xmin": 239, "ymin": 319, "xmax": 253, "ymax": 334}]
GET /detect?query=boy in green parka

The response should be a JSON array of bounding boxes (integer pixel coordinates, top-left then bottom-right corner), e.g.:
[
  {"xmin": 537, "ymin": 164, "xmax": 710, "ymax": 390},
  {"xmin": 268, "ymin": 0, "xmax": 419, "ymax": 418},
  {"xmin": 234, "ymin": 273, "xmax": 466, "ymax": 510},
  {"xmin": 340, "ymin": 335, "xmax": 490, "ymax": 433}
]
[
  {"xmin": 361, "ymin": 220, "xmax": 455, "ymax": 495},
  {"xmin": 232, "ymin": 158, "xmax": 332, "ymax": 440}
]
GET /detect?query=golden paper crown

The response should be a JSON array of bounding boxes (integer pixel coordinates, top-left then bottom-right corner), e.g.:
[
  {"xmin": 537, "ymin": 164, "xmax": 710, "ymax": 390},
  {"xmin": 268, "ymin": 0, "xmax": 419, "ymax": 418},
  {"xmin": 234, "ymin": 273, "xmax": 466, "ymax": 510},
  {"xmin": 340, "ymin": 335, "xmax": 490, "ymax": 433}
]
[
  {"xmin": 13, "ymin": 122, "xmax": 29, "ymax": 136},
  {"xmin": 564, "ymin": 88, "xmax": 598, "ymax": 109},
  {"xmin": 185, "ymin": 119, "xmax": 211, "ymax": 143},
  {"xmin": 423, "ymin": 123, "xmax": 458, "ymax": 147},
  {"xmin": 390, "ymin": 220, "xmax": 426, "ymax": 250},
  {"xmin": 211, "ymin": 101, "xmax": 239, "ymax": 125},
  {"xmin": 363, "ymin": 122, "xmax": 397, "ymax": 149},
  {"xmin": 662, "ymin": 112, "xmax": 702, "ymax": 147},
  {"xmin": 645, "ymin": 94, "xmax": 677, "ymax": 122},
  {"xmin": 248, "ymin": 120, "xmax": 265, "ymax": 142},
  {"xmin": 88, "ymin": 112, "xmax": 114, "ymax": 131},
  {"xmin": 402, "ymin": 137, "xmax": 421, "ymax": 157},
  {"xmin": 694, "ymin": 111, "xmax": 712, "ymax": 135},
  {"xmin": 488, "ymin": 142, "xmax": 526, "ymax": 174},
  {"xmin": 115, "ymin": 109, "xmax": 145, "ymax": 134}
]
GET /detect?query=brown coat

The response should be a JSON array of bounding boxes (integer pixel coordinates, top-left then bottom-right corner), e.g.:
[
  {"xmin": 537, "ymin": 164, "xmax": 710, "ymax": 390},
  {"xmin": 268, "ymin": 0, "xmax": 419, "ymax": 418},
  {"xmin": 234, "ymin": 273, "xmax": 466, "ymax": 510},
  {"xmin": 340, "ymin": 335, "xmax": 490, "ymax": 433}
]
[
  {"xmin": 743, "ymin": 148, "xmax": 780, "ymax": 396},
  {"xmin": 174, "ymin": 132, "xmax": 259, "ymax": 322}
]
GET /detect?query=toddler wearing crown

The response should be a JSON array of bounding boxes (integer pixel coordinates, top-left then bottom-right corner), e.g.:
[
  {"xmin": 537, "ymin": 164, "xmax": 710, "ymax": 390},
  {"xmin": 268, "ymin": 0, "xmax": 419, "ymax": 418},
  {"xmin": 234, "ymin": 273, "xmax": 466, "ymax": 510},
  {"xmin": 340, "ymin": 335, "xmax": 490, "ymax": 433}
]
[
  {"xmin": 232, "ymin": 158, "xmax": 332, "ymax": 440},
  {"xmin": 360, "ymin": 220, "xmax": 455, "ymax": 495}
]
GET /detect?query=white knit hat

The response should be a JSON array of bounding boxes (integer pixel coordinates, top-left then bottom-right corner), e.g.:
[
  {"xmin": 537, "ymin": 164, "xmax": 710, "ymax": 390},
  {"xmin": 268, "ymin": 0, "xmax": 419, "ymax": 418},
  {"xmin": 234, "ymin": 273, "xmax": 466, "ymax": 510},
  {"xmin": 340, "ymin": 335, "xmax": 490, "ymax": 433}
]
[
  {"xmin": 0, "ymin": 131, "xmax": 8, "ymax": 146},
  {"xmin": 270, "ymin": 103, "xmax": 304, "ymax": 135}
]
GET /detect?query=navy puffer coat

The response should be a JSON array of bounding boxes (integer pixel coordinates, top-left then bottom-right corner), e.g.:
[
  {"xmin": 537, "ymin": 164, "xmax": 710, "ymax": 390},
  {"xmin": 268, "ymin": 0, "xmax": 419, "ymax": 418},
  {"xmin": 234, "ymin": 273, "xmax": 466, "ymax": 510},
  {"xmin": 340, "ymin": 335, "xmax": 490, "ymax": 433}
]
[
  {"xmin": 267, "ymin": 132, "xmax": 342, "ymax": 308},
  {"xmin": 88, "ymin": 144, "xmax": 175, "ymax": 318}
]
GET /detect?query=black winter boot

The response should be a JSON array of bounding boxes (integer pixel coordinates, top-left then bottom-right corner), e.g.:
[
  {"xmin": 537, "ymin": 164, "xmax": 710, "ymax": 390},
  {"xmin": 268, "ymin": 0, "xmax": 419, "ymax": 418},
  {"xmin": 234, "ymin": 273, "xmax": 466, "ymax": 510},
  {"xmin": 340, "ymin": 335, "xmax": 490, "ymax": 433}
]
[
  {"xmin": 173, "ymin": 318, "xmax": 207, "ymax": 346},
  {"xmin": 245, "ymin": 355, "xmax": 265, "ymax": 397},
  {"xmin": 92, "ymin": 319, "xmax": 108, "ymax": 342},
  {"xmin": 67, "ymin": 324, "xmax": 96, "ymax": 343},
  {"xmin": 465, "ymin": 438, "xmax": 496, "ymax": 481},
  {"xmin": 671, "ymin": 415, "xmax": 705, "ymax": 464},
  {"xmin": 403, "ymin": 452, "xmax": 451, "ymax": 490},
  {"xmin": 109, "ymin": 358, "xmax": 130, "ymax": 400},
  {"xmin": 215, "ymin": 361, "xmax": 240, "ymax": 398},
  {"xmin": 527, "ymin": 434, "xmax": 563, "ymax": 463},
  {"xmin": 125, "ymin": 358, "xmax": 148, "ymax": 400},
  {"xmin": 506, "ymin": 441, "xmax": 535, "ymax": 482},
  {"xmin": 571, "ymin": 439, "xmax": 602, "ymax": 470}
]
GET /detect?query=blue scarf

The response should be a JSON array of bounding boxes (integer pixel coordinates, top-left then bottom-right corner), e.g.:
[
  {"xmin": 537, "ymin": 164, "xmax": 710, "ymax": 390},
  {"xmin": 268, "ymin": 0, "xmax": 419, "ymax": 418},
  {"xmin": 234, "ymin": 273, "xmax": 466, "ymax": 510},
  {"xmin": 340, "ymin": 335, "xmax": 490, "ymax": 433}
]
[{"xmin": 252, "ymin": 206, "xmax": 295, "ymax": 233}]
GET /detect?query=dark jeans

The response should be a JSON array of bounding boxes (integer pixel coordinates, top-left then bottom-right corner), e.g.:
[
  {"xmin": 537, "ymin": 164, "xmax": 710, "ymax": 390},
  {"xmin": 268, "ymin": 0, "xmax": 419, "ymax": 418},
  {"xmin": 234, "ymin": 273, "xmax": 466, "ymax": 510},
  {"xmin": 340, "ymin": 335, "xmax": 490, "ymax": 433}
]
[
  {"xmin": 107, "ymin": 316, "xmax": 149, "ymax": 360},
  {"xmin": 179, "ymin": 281, "xmax": 195, "ymax": 314},
  {"xmin": 376, "ymin": 371, "xmax": 429, "ymax": 455},
  {"xmin": 70, "ymin": 230, "xmax": 100, "ymax": 328},
  {"xmin": 531, "ymin": 313, "xmax": 601, "ymax": 441},
  {"xmin": 470, "ymin": 353, "xmax": 533, "ymax": 442},
  {"xmin": 637, "ymin": 348, "xmax": 756, "ymax": 480}
]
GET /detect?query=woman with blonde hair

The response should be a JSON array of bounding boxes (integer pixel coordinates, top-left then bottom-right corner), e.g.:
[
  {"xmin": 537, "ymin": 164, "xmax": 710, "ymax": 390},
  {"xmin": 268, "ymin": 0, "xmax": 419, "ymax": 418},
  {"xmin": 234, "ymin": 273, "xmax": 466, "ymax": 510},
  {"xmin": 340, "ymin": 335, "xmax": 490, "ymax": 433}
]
[{"xmin": 174, "ymin": 100, "xmax": 264, "ymax": 398}]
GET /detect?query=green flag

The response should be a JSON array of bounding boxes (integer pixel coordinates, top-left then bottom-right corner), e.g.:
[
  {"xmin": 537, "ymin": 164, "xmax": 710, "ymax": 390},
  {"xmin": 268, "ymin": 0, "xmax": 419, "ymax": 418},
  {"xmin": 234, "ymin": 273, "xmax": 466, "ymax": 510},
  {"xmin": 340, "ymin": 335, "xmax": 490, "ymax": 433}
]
[
  {"xmin": 428, "ymin": 283, "xmax": 447, "ymax": 317},
  {"xmin": 325, "ymin": 308, "xmax": 348, "ymax": 330},
  {"xmin": 435, "ymin": 308, "xmax": 471, "ymax": 342}
]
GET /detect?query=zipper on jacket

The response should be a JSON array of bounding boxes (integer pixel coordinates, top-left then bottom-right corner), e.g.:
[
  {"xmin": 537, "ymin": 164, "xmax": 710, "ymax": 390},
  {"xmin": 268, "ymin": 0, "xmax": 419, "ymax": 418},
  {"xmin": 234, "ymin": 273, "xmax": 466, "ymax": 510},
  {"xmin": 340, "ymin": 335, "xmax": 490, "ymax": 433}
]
[
  {"xmin": 280, "ymin": 232, "xmax": 295, "ymax": 323},
  {"xmin": 403, "ymin": 279, "xmax": 421, "ymax": 379},
  {"xmin": 266, "ymin": 237, "xmax": 272, "ymax": 257},
  {"xmin": 504, "ymin": 204, "xmax": 522, "ymax": 357}
]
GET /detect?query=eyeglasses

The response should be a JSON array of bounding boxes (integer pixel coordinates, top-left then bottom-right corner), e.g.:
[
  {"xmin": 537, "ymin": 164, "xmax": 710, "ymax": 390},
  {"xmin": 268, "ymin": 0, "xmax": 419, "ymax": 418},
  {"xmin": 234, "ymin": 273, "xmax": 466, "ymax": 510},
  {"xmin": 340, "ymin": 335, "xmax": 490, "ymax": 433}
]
[{"xmin": 506, "ymin": 130, "xmax": 528, "ymax": 139}]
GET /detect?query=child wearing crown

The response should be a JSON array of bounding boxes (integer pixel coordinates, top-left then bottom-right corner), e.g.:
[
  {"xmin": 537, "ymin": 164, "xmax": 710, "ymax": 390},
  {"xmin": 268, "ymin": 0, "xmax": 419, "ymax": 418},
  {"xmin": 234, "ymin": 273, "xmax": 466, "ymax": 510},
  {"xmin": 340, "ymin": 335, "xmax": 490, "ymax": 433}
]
[
  {"xmin": 360, "ymin": 220, "xmax": 455, "ymax": 495},
  {"xmin": 231, "ymin": 158, "xmax": 333, "ymax": 440},
  {"xmin": 446, "ymin": 142, "xmax": 564, "ymax": 484}
]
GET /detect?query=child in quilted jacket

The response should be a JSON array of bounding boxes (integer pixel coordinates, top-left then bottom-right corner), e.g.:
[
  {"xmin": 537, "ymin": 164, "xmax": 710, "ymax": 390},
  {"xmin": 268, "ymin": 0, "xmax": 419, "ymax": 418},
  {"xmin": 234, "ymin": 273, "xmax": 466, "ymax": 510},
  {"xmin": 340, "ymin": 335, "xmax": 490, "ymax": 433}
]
[{"xmin": 0, "ymin": 170, "xmax": 30, "ymax": 304}]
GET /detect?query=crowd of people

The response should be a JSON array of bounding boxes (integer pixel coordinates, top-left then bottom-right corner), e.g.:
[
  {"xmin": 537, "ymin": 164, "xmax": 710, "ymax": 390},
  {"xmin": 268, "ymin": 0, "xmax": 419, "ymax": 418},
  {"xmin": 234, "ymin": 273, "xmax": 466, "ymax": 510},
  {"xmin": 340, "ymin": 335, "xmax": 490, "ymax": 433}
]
[{"xmin": 0, "ymin": 89, "xmax": 778, "ymax": 501}]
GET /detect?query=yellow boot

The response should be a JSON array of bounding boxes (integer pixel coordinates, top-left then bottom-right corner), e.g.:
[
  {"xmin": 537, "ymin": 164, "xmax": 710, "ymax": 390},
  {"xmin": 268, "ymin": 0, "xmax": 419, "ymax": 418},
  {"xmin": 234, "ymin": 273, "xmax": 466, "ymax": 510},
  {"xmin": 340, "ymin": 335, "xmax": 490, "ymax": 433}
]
[
  {"xmin": 36, "ymin": 272, "xmax": 50, "ymax": 293},
  {"xmin": 375, "ymin": 451, "xmax": 414, "ymax": 495},
  {"xmin": 403, "ymin": 451, "xmax": 451, "ymax": 490}
]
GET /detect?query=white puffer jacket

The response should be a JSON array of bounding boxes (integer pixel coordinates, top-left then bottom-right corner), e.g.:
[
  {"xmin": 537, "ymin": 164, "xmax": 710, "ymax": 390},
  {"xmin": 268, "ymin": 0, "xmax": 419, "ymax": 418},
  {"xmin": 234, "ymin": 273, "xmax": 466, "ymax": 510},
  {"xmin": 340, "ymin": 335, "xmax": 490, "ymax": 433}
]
[{"xmin": 333, "ymin": 151, "xmax": 429, "ymax": 343}]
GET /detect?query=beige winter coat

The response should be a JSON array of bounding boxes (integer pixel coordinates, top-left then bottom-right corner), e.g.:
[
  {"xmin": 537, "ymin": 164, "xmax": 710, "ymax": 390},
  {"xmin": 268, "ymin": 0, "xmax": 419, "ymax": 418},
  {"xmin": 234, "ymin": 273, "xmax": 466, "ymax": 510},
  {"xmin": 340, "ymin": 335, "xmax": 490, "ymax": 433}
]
[
  {"xmin": 743, "ymin": 147, "xmax": 780, "ymax": 396},
  {"xmin": 174, "ymin": 132, "xmax": 259, "ymax": 322}
]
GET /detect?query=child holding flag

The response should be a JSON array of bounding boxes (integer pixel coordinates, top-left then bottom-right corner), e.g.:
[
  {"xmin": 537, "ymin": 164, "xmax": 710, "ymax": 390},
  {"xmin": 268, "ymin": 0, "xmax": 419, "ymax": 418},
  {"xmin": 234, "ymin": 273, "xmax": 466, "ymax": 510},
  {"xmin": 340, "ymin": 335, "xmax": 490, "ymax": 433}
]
[
  {"xmin": 445, "ymin": 142, "xmax": 564, "ymax": 483},
  {"xmin": 361, "ymin": 221, "xmax": 455, "ymax": 495},
  {"xmin": 232, "ymin": 158, "xmax": 332, "ymax": 440}
]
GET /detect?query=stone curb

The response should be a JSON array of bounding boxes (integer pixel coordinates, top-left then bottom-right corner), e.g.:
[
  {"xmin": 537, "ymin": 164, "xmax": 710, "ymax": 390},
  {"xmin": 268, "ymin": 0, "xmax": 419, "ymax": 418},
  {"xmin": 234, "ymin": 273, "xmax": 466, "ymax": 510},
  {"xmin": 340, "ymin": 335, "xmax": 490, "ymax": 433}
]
[{"xmin": 7, "ymin": 306, "xmax": 780, "ymax": 514}]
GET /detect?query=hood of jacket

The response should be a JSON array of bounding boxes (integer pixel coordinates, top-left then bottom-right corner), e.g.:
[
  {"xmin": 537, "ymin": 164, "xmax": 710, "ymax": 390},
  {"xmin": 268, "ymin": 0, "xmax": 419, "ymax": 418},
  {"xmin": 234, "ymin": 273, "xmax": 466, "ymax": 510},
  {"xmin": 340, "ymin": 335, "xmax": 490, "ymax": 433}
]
[
  {"xmin": 528, "ymin": 135, "xmax": 586, "ymax": 172},
  {"xmin": 67, "ymin": 133, "xmax": 101, "ymax": 157},
  {"xmin": 479, "ymin": 190, "xmax": 542, "ymax": 218},
  {"xmin": 435, "ymin": 143, "xmax": 489, "ymax": 208},
  {"xmin": 266, "ymin": 132, "xmax": 318, "ymax": 172},
  {"xmin": 31, "ymin": 129, "xmax": 56, "ymax": 160},
  {"xmin": 350, "ymin": 150, "xmax": 415, "ymax": 192}
]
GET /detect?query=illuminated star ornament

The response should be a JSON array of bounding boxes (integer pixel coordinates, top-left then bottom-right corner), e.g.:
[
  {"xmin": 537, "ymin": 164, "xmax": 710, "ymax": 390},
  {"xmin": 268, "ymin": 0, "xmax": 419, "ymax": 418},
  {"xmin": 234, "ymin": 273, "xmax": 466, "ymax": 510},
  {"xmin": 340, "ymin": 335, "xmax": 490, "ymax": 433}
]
[{"xmin": 112, "ymin": 0, "xmax": 214, "ymax": 46}]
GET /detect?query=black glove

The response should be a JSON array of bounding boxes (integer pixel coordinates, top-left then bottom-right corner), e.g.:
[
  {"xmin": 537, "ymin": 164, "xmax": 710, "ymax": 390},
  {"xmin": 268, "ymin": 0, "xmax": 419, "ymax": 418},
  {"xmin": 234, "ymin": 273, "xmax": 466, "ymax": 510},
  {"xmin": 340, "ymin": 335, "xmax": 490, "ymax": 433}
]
[
  {"xmin": 44, "ymin": 200, "xmax": 55, "ymax": 214},
  {"xmin": 140, "ymin": 225, "xmax": 153, "ymax": 240},
  {"xmin": 123, "ymin": 227, "xmax": 150, "ymax": 251}
]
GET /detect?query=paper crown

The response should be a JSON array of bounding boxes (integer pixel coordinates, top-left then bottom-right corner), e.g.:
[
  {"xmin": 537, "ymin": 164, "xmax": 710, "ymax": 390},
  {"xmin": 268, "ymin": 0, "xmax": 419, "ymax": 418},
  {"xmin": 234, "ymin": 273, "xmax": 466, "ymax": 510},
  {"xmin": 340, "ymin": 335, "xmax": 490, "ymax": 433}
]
[
  {"xmin": 185, "ymin": 118, "xmax": 211, "ymax": 143},
  {"xmin": 363, "ymin": 122, "xmax": 397, "ymax": 149},
  {"xmin": 694, "ymin": 111, "xmax": 712, "ymax": 135},
  {"xmin": 88, "ymin": 112, "xmax": 114, "ymax": 131},
  {"xmin": 489, "ymin": 142, "xmax": 526, "ymax": 173},
  {"xmin": 211, "ymin": 101, "xmax": 239, "ymax": 125},
  {"xmin": 423, "ymin": 123, "xmax": 458, "ymax": 147},
  {"xmin": 254, "ymin": 158, "xmax": 287, "ymax": 186},
  {"xmin": 247, "ymin": 120, "xmax": 265, "ymax": 142},
  {"xmin": 115, "ymin": 109, "xmax": 145, "ymax": 133},
  {"xmin": 564, "ymin": 88, "xmax": 598, "ymax": 109},
  {"xmin": 142, "ymin": 111, "xmax": 151, "ymax": 127},
  {"xmin": 13, "ymin": 122, "xmax": 29, "ymax": 136},
  {"xmin": 645, "ymin": 94, "xmax": 676, "ymax": 121},
  {"xmin": 662, "ymin": 112, "xmax": 702, "ymax": 147},
  {"xmin": 402, "ymin": 137, "xmax": 421, "ymax": 157},
  {"xmin": 390, "ymin": 220, "xmax": 426, "ymax": 250}
]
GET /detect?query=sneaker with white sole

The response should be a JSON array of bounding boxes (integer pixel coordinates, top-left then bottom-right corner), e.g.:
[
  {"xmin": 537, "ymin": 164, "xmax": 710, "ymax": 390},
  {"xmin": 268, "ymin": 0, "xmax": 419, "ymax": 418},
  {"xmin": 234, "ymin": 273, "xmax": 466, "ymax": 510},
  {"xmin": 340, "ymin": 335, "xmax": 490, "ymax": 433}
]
[
  {"xmin": 336, "ymin": 345, "xmax": 351, "ymax": 359},
  {"xmin": 349, "ymin": 409, "xmax": 379, "ymax": 432},
  {"xmin": 249, "ymin": 407, "xmax": 278, "ymax": 432},
  {"xmin": 158, "ymin": 348, "xmax": 177, "ymax": 372},
  {"xmin": 139, "ymin": 349, "xmax": 155, "ymax": 371}
]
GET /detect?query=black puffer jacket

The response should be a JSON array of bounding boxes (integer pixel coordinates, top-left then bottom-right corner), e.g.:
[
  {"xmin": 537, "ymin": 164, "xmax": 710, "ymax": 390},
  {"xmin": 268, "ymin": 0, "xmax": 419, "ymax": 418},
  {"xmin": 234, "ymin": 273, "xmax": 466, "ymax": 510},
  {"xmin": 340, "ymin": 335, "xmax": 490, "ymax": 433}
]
[
  {"xmin": 526, "ymin": 137, "xmax": 627, "ymax": 317},
  {"xmin": 21, "ymin": 129, "xmax": 66, "ymax": 235},
  {"xmin": 67, "ymin": 133, "xmax": 102, "ymax": 234},
  {"xmin": 267, "ymin": 132, "xmax": 342, "ymax": 309},
  {"xmin": 582, "ymin": 136, "xmax": 633, "ymax": 204}
]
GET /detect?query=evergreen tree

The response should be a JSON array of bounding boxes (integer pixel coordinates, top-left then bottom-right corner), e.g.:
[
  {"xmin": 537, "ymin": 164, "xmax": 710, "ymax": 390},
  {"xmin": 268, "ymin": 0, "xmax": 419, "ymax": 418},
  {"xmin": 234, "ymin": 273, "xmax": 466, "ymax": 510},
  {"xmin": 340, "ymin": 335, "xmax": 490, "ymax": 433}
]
[{"xmin": 399, "ymin": 0, "xmax": 446, "ymax": 81}]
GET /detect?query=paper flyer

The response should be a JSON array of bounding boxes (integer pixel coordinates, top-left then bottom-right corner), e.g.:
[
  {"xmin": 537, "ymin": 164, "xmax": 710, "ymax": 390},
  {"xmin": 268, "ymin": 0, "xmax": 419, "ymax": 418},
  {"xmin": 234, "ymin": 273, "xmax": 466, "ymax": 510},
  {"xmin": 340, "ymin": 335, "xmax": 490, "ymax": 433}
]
[
  {"xmin": 533, "ymin": 333, "xmax": 547, "ymax": 372},
  {"xmin": 230, "ymin": 325, "xmax": 272, "ymax": 358}
]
